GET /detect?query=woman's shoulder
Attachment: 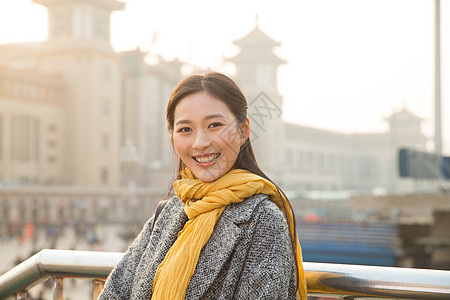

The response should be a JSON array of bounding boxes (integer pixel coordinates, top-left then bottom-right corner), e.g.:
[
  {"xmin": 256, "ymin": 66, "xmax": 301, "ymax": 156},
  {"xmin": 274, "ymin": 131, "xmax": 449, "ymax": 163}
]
[
  {"xmin": 152, "ymin": 195, "xmax": 185, "ymax": 222},
  {"xmin": 222, "ymin": 193, "xmax": 285, "ymax": 225},
  {"xmin": 164, "ymin": 195, "xmax": 184, "ymax": 210},
  {"xmin": 140, "ymin": 196, "xmax": 184, "ymax": 233}
]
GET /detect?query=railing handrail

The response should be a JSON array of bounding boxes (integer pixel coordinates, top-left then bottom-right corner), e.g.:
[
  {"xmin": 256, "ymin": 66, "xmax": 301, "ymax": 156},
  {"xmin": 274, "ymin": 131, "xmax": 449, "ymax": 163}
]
[
  {"xmin": 0, "ymin": 249, "xmax": 123, "ymax": 299},
  {"xmin": 1, "ymin": 249, "xmax": 450, "ymax": 299}
]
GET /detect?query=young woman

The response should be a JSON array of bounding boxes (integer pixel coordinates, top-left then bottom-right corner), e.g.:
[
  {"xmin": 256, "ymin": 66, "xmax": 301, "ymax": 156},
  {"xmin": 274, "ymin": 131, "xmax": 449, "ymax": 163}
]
[{"xmin": 99, "ymin": 72, "xmax": 307, "ymax": 299}]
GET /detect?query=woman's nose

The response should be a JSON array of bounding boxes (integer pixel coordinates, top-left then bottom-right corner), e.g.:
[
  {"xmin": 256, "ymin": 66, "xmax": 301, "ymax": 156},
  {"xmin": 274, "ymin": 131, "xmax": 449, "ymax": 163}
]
[{"xmin": 192, "ymin": 130, "xmax": 211, "ymax": 149}]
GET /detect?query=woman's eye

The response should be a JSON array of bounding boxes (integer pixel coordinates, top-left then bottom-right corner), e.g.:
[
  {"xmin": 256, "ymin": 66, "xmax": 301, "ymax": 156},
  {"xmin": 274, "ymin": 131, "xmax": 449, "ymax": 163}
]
[
  {"xmin": 208, "ymin": 122, "xmax": 223, "ymax": 128},
  {"xmin": 178, "ymin": 127, "xmax": 192, "ymax": 133}
]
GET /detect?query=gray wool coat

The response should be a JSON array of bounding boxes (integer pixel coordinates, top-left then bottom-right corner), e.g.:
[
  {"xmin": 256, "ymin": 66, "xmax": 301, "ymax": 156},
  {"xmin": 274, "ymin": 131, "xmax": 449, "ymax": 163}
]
[{"xmin": 98, "ymin": 193, "xmax": 298, "ymax": 299}]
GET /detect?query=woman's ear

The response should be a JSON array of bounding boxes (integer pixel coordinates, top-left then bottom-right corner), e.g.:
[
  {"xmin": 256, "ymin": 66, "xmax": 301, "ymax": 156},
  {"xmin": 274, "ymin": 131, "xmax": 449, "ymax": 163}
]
[{"xmin": 240, "ymin": 118, "xmax": 250, "ymax": 145}]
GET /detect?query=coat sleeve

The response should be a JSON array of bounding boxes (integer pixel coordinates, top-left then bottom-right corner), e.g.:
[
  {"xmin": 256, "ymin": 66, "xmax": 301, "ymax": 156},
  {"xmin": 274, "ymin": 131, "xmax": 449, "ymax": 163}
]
[
  {"xmin": 98, "ymin": 216, "xmax": 154, "ymax": 300},
  {"xmin": 234, "ymin": 201, "xmax": 298, "ymax": 299}
]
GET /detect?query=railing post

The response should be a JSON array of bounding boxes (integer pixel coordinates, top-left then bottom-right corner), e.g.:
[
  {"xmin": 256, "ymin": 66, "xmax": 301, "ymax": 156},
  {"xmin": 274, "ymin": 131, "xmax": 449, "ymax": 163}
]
[
  {"xmin": 52, "ymin": 277, "xmax": 64, "ymax": 300},
  {"xmin": 92, "ymin": 279, "xmax": 105, "ymax": 300}
]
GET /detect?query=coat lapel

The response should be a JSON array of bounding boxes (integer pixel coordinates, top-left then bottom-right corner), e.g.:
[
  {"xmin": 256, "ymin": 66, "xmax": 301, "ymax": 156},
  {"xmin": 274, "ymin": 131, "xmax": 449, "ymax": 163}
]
[
  {"xmin": 131, "ymin": 198, "xmax": 188, "ymax": 299},
  {"xmin": 185, "ymin": 212, "xmax": 242, "ymax": 298},
  {"xmin": 185, "ymin": 194, "xmax": 267, "ymax": 299}
]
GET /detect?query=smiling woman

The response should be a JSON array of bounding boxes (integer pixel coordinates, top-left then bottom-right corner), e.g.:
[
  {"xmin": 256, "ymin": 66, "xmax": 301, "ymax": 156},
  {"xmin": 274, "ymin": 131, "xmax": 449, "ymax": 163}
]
[{"xmin": 98, "ymin": 72, "xmax": 307, "ymax": 299}]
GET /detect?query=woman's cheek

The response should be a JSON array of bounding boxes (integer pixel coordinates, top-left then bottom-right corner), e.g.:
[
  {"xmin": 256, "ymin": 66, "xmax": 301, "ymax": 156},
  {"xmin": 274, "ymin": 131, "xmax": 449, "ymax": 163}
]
[{"xmin": 173, "ymin": 136, "xmax": 186, "ymax": 157}]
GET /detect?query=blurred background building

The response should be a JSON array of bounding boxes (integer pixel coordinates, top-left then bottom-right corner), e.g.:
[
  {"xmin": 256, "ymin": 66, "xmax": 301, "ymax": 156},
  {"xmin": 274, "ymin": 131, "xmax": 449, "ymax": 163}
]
[{"xmin": 0, "ymin": 0, "xmax": 429, "ymax": 193}]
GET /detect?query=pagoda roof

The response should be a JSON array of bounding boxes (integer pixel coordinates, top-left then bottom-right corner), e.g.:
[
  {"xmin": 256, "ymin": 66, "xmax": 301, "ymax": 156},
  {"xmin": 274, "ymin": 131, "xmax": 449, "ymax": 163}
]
[
  {"xmin": 228, "ymin": 22, "xmax": 286, "ymax": 65},
  {"xmin": 233, "ymin": 25, "xmax": 281, "ymax": 48},
  {"xmin": 228, "ymin": 49, "xmax": 286, "ymax": 65},
  {"xmin": 384, "ymin": 107, "xmax": 424, "ymax": 122}
]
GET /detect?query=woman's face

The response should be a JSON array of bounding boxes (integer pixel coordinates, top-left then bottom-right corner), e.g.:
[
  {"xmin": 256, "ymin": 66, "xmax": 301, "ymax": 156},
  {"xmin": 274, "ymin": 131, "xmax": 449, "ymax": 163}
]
[{"xmin": 172, "ymin": 91, "xmax": 250, "ymax": 182}]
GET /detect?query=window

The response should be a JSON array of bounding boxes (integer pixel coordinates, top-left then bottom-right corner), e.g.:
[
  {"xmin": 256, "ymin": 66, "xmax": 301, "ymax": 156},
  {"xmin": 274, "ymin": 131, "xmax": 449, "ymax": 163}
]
[
  {"xmin": 102, "ymin": 134, "xmax": 109, "ymax": 151},
  {"xmin": 285, "ymin": 149, "xmax": 292, "ymax": 170},
  {"xmin": 94, "ymin": 11, "xmax": 109, "ymax": 40},
  {"xmin": 306, "ymin": 152, "xmax": 313, "ymax": 169},
  {"xmin": 101, "ymin": 167, "xmax": 109, "ymax": 185},
  {"xmin": 256, "ymin": 65, "xmax": 274, "ymax": 87},
  {"xmin": 48, "ymin": 124, "xmax": 57, "ymax": 133},
  {"xmin": 329, "ymin": 155, "xmax": 336, "ymax": 172},
  {"xmin": 51, "ymin": 8, "xmax": 72, "ymax": 38},
  {"xmin": 48, "ymin": 140, "xmax": 57, "ymax": 148},
  {"xmin": 103, "ymin": 98, "xmax": 110, "ymax": 116},
  {"xmin": 102, "ymin": 65, "xmax": 110, "ymax": 82},
  {"xmin": 298, "ymin": 151, "xmax": 304, "ymax": 168},
  {"xmin": 11, "ymin": 116, "xmax": 39, "ymax": 161},
  {"xmin": 318, "ymin": 153, "xmax": 325, "ymax": 172}
]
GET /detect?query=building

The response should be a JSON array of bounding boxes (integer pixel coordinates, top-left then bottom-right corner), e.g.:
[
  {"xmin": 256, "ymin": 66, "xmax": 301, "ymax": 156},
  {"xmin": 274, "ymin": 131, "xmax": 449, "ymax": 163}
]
[
  {"xmin": 0, "ymin": 0, "xmax": 124, "ymax": 187},
  {"xmin": 281, "ymin": 108, "xmax": 428, "ymax": 193},
  {"xmin": 226, "ymin": 24, "xmax": 428, "ymax": 195},
  {"xmin": 0, "ymin": 0, "xmax": 428, "ymax": 198}
]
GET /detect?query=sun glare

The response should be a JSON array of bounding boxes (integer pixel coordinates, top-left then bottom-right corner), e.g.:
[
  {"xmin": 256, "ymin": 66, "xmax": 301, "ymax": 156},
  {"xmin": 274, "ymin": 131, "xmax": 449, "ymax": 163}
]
[{"xmin": 0, "ymin": 1, "xmax": 47, "ymax": 44}]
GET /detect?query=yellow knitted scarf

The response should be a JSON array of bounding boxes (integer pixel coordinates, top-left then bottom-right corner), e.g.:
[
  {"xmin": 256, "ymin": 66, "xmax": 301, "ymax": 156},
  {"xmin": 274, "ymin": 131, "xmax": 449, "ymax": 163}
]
[{"xmin": 152, "ymin": 168, "xmax": 307, "ymax": 300}]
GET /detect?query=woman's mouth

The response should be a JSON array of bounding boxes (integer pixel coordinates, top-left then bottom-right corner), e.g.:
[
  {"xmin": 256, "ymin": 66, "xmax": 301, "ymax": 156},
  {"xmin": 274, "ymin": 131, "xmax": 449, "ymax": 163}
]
[{"xmin": 193, "ymin": 153, "xmax": 221, "ymax": 163}]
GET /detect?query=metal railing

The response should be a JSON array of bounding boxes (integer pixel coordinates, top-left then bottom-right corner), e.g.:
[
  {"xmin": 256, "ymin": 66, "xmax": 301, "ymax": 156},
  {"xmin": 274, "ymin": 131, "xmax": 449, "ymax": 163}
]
[
  {"xmin": 0, "ymin": 249, "xmax": 121, "ymax": 300},
  {"xmin": 0, "ymin": 249, "xmax": 449, "ymax": 299}
]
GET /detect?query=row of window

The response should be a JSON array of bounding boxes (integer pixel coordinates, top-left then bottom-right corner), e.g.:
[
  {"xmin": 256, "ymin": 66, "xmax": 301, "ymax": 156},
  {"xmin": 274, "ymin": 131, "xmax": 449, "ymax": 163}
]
[
  {"xmin": 6, "ymin": 117, "xmax": 59, "ymax": 162},
  {"xmin": 50, "ymin": 8, "xmax": 110, "ymax": 41},
  {"xmin": 0, "ymin": 78, "xmax": 61, "ymax": 102},
  {"xmin": 285, "ymin": 149, "xmax": 378, "ymax": 179},
  {"xmin": 0, "ymin": 118, "xmax": 111, "ymax": 185},
  {"xmin": 0, "ymin": 114, "xmax": 113, "ymax": 157}
]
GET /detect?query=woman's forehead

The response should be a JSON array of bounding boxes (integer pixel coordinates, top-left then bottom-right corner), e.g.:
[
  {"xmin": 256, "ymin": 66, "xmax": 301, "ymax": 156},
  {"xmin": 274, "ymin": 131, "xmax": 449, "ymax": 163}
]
[{"xmin": 174, "ymin": 92, "xmax": 234, "ymax": 120}]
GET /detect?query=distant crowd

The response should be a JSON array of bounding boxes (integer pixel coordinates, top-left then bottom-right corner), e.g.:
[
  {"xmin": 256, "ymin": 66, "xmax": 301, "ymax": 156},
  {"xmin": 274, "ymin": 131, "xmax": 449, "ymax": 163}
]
[{"xmin": 0, "ymin": 217, "xmax": 144, "ymax": 269}]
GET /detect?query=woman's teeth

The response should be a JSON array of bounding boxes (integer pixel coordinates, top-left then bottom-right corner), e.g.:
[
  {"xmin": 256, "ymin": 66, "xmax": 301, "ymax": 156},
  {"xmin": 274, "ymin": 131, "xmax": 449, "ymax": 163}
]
[{"xmin": 194, "ymin": 154, "xmax": 220, "ymax": 163}]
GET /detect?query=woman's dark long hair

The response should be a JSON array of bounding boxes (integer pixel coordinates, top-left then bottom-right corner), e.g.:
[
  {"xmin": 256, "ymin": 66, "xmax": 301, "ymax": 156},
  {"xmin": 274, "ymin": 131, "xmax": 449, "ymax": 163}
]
[{"xmin": 166, "ymin": 71, "xmax": 300, "ymax": 291}]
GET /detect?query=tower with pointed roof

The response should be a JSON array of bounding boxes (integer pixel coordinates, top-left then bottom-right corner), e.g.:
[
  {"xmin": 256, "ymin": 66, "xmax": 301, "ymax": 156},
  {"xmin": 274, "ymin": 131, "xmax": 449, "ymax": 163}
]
[
  {"xmin": 384, "ymin": 107, "xmax": 428, "ymax": 193},
  {"xmin": 34, "ymin": 0, "xmax": 124, "ymax": 53},
  {"xmin": 228, "ymin": 18, "xmax": 286, "ymax": 98},
  {"xmin": 227, "ymin": 20, "xmax": 287, "ymax": 181},
  {"xmin": 385, "ymin": 107, "xmax": 427, "ymax": 150},
  {"xmin": 32, "ymin": 0, "xmax": 125, "ymax": 186}
]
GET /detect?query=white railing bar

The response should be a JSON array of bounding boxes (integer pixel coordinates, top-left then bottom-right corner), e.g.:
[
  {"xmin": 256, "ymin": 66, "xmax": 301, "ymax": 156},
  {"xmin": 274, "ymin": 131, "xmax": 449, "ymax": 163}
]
[
  {"xmin": 0, "ymin": 249, "xmax": 449, "ymax": 299},
  {"xmin": 0, "ymin": 249, "xmax": 123, "ymax": 299}
]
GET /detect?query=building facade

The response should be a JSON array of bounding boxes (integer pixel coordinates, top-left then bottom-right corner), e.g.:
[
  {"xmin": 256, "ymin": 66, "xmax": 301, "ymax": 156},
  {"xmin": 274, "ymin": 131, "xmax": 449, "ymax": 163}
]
[{"xmin": 0, "ymin": 0, "xmax": 428, "ymax": 199}]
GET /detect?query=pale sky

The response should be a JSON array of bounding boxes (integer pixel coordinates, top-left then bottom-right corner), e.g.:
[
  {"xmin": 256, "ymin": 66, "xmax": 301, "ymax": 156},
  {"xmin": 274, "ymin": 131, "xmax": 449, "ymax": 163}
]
[{"xmin": 0, "ymin": 0, "xmax": 449, "ymax": 153}]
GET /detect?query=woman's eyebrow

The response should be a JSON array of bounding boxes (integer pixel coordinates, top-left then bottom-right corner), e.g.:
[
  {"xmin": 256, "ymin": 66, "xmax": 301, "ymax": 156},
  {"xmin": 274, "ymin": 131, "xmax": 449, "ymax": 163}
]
[
  {"xmin": 175, "ymin": 114, "xmax": 226, "ymax": 126},
  {"xmin": 204, "ymin": 113, "xmax": 226, "ymax": 120},
  {"xmin": 175, "ymin": 119, "xmax": 191, "ymax": 126}
]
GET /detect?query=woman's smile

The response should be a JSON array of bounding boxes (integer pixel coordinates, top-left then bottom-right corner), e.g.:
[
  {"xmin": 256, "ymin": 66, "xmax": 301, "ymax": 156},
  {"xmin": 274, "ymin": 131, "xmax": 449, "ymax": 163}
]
[{"xmin": 193, "ymin": 153, "xmax": 221, "ymax": 164}]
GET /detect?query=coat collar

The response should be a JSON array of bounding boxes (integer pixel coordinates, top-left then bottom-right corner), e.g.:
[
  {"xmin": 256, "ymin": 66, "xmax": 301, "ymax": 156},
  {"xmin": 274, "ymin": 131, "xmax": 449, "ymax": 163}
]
[{"xmin": 221, "ymin": 193, "xmax": 269, "ymax": 224}]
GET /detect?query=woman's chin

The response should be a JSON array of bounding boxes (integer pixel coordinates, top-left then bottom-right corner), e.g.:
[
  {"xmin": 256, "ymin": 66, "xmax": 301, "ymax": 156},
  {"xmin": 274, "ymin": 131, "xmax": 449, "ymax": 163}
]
[
  {"xmin": 190, "ymin": 166, "xmax": 224, "ymax": 182},
  {"xmin": 195, "ymin": 172, "xmax": 220, "ymax": 182}
]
